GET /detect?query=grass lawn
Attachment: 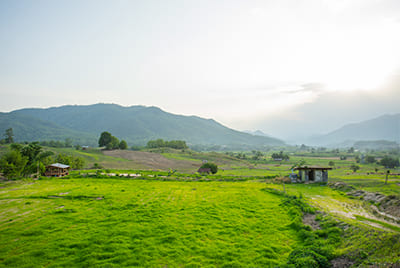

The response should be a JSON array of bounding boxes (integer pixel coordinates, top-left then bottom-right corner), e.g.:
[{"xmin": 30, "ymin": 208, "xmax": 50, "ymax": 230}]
[{"xmin": 0, "ymin": 178, "xmax": 299, "ymax": 267}]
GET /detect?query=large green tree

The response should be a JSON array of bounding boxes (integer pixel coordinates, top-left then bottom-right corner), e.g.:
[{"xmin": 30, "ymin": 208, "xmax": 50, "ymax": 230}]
[
  {"xmin": 106, "ymin": 136, "xmax": 120, "ymax": 150},
  {"xmin": 98, "ymin": 131, "xmax": 112, "ymax": 147}
]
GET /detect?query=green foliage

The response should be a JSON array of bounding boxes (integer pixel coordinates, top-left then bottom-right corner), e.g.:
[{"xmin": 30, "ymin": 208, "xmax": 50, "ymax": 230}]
[
  {"xmin": 55, "ymin": 153, "xmax": 85, "ymax": 169},
  {"xmin": 99, "ymin": 131, "xmax": 122, "ymax": 150},
  {"xmin": 0, "ymin": 150, "xmax": 28, "ymax": 179},
  {"xmin": 271, "ymin": 151, "xmax": 290, "ymax": 160},
  {"xmin": 92, "ymin": 163, "xmax": 103, "ymax": 169},
  {"xmin": 40, "ymin": 139, "xmax": 75, "ymax": 148},
  {"xmin": 350, "ymin": 164, "xmax": 360, "ymax": 172},
  {"xmin": 21, "ymin": 142, "xmax": 42, "ymax": 165},
  {"xmin": 200, "ymin": 162, "xmax": 218, "ymax": 174},
  {"xmin": 98, "ymin": 131, "xmax": 112, "ymax": 147},
  {"xmin": 119, "ymin": 140, "xmax": 128, "ymax": 150},
  {"xmin": 0, "ymin": 142, "xmax": 56, "ymax": 178},
  {"xmin": 106, "ymin": 135, "xmax": 120, "ymax": 150},
  {"xmin": 147, "ymin": 139, "xmax": 188, "ymax": 149},
  {"xmin": 251, "ymin": 150, "xmax": 264, "ymax": 160},
  {"xmin": 379, "ymin": 155, "xmax": 400, "ymax": 168},
  {"xmin": 365, "ymin": 155, "xmax": 376, "ymax": 164}
]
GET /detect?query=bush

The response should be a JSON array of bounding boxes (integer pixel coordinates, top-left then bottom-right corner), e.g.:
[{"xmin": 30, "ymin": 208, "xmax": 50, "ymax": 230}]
[
  {"xmin": 200, "ymin": 162, "xmax": 218, "ymax": 174},
  {"xmin": 287, "ymin": 247, "xmax": 329, "ymax": 268}
]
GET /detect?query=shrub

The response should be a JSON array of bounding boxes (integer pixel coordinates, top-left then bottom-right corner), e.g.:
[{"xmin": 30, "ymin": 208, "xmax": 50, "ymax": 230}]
[
  {"xmin": 200, "ymin": 163, "xmax": 218, "ymax": 174},
  {"xmin": 287, "ymin": 247, "xmax": 329, "ymax": 268}
]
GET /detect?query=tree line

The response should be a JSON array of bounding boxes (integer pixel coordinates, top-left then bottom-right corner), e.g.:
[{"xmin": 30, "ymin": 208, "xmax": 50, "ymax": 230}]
[
  {"xmin": 146, "ymin": 139, "xmax": 188, "ymax": 149},
  {"xmin": 0, "ymin": 142, "xmax": 85, "ymax": 179}
]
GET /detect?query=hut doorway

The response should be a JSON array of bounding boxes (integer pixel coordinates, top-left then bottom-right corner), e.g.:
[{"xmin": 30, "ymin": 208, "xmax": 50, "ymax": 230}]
[{"xmin": 308, "ymin": 170, "xmax": 315, "ymax": 181}]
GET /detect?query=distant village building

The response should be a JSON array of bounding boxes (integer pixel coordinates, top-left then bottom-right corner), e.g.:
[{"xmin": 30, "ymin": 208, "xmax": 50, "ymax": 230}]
[
  {"xmin": 45, "ymin": 163, "xmax": 70, "ymax": 177},
  {"xmin": 291, "ymin": 166, "xmax": 332, "ymax": 183}
]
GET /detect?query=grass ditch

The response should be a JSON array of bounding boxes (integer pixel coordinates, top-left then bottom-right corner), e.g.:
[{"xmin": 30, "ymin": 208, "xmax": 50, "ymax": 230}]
[{"xmin": 265, "ymin": 185, "xmax": 400, "ymax": 267}]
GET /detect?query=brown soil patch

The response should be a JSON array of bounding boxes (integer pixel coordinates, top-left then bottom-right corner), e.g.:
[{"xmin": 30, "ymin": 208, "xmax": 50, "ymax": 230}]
[
  {"xmin": 331, "ymin": 256, "xmax": 355, "ymax": 268},
  {"xmin": 303, "ymin": 213, "xmax": 321, "ymax": 230},
  {"xmin": 103, "ymin": 150, "xmax": 200, "ymax": 172}
]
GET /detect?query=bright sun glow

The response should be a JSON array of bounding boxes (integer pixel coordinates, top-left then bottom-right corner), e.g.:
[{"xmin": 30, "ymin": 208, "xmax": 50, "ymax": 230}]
[
  {"xmin": 321, "ymin": 63, "xmax": 392, "ymax": 92},
  {"xmin": 316, "ymin": 19, "xmax": 400, "ymax": 92}
]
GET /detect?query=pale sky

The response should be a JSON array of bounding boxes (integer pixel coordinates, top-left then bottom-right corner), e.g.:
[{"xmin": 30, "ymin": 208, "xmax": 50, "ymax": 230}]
[{"xmin": 1, "ymin": 0, "xmax": 399, "ymax": 139}]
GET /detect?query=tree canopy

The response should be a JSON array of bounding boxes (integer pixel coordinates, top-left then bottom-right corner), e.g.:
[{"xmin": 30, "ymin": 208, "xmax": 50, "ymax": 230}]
[
  {"xmin": 99, "ymin": 132, "xmax": 112, "ymax": 147},
  {"xmin": 98, "ymin": 131, "xmax": 127, "ymax": 150},
  {"xmin": 200, "ymin": 162, "xmax": 218, "ymax": 174},
  {"xmin": 379, "ymin": 156, "xmax": 400, "ymax": 168},
  {"xmin": 271, "ymin": 151, "xmax": 289, "ymax": 161}
]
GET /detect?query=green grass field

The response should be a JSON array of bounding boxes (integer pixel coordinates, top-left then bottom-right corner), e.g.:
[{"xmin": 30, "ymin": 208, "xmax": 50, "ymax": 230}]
[
  {"xmin": 1, "ymin": 146, "xmax": 400, "ymax": 266},
  {"xmin": 0, "ymin": 179, "xmax": 301, "ymax": 267}
]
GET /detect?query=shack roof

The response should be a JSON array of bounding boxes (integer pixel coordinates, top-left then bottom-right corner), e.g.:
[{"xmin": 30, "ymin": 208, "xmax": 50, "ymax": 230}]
[
  {"xmin": 294, "ymin": 165, "xmax": 332, "ymax": 171},
  {"xmin": 48, "ymin": 163, "xmax": 70, "ymax": 169}
]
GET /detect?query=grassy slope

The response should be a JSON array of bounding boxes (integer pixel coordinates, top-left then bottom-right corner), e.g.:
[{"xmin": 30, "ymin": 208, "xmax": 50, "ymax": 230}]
[{"xmin": 0, "ymin": 179, "xmax": 299, "ymax": 267}]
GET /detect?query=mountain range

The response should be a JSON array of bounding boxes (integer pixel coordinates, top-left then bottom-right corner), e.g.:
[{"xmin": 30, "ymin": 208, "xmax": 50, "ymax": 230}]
[
  {"xmin": 0, "ymin": 104, "xmax": 398, "ymax": 149},
  {"xmin": 0, "ymin": 104, "xmax": 284, "ymax": 149},
  {"xmin": 302, "ymin": 113, "xmax": 400, "ymax": 147}
]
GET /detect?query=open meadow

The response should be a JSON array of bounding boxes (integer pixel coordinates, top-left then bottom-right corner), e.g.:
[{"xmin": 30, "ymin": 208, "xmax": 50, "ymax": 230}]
[
  {"xmin": 1, "ymin": 146, "xmax": 400, "ymax": 267},
  {"xmin": 0, "ymin": 179, "xmax": 300, "ymax": 267}
]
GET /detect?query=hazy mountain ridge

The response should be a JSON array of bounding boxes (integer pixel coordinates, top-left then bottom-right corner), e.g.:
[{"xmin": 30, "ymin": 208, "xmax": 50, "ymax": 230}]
[
  {"xmin": 1, "ymin": 104, "xmax": 284, "ymax": 148},
  {"xmin": 0, "ymin": 112, "xmax": 96, "ymax": 145},
  {"xmin": 304, "ymin": 113, "xmax": 400, "ymax": 147},
  {"xmin": 244, "ymin": 130, "xmax": 274, "ymax": 138}
]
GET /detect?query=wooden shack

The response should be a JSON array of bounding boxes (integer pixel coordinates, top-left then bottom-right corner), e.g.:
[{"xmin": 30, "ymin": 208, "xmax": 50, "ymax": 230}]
[
  {"xmin": 292, "ymin": 166, "xmax": 332, "ymax": 183},
  {"xmin": 45, "ymin": 163, "xmax": 70, "ymax": 177}
]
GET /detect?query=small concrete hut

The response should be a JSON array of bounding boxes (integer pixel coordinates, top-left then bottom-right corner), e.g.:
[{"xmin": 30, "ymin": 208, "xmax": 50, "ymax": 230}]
[{"xmin": 292, "ymin": 166, "xmax": 332, "ymax": 183}]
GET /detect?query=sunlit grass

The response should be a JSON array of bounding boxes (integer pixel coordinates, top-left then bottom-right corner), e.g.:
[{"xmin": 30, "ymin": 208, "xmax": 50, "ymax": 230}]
[{"xmin": 0, "ymin": 178, "xmax": 299, "ymax": 267}]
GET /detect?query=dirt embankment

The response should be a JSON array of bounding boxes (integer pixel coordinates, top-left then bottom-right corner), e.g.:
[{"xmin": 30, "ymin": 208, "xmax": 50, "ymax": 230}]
[
  {"xmin": 103, "ymin": 150, "xmax": 200, "ymax": 172},
  {"xmin": 329, "ymin": 182, "xmax": 400, "ymax": 220}
]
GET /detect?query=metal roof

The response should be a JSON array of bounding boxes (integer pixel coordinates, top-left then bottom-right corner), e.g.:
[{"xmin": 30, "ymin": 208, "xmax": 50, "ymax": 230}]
[
  {"xmin": 49, "ymin": 163, "xmax": 70, "ymax": 169},
  {"xmin": 294, "ymin": 165, "xmax": 332, "ymax": 170}
]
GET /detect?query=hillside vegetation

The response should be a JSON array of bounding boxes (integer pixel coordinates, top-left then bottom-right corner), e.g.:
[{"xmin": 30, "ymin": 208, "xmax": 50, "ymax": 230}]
[{"xmin": 0, "ymin": 104, "xmax": 284, "ymax": 149}]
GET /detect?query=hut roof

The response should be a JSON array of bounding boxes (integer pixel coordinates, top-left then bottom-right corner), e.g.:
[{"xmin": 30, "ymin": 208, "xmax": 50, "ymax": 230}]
[
  {"xmin": 48, "ymin": 163, "xmax": 70, "ymax": 169},
  {"xmin": 294, "ymin": 165, "xmax": 332, "ymax": 171}
]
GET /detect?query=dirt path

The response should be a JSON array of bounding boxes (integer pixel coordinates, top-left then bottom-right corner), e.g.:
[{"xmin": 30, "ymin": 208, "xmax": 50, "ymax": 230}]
[
  {"xmin": 103, "ymin": 150, "xmax": 200, "ymax": 172},
  {"xmin": 308, "ymin": 195, "xmax": 400, "ymax": 232}
]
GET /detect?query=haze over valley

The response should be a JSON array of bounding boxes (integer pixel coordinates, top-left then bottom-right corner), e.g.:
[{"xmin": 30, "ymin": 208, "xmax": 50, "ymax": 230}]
[{"xmin": 1, "ymin": 0, "xmax": 399, "ymax": 144}]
